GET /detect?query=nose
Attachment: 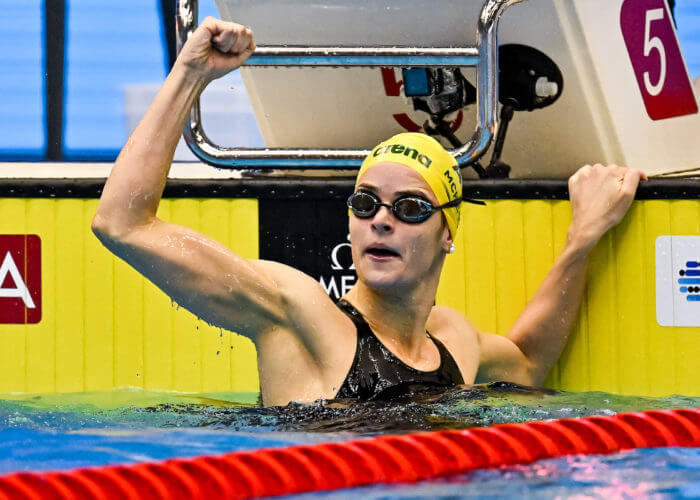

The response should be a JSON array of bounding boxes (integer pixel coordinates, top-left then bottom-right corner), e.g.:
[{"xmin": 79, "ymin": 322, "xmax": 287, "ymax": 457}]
[{"xmin": 371, "ymin": 205, "xmax": 394, "ymax": 234}]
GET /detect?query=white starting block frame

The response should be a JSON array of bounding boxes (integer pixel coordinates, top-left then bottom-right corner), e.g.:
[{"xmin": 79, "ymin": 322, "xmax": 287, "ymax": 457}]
[
  {"xmin": 176, "ymin": 0, "xmax": 525, "ymax": 169},
  {"xmin": 206, "ymin": 0, "xmax": 699, "ymax": 178}
]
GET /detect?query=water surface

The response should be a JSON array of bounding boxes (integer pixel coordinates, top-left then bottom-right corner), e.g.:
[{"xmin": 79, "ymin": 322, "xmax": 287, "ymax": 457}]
[{"xmin": 1, "ymin": 383, "xmax": 697, "ymax": 498}]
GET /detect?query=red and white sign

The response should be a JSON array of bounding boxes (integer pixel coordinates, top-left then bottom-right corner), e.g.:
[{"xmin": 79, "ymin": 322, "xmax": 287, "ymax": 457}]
[
  {"xmin": 620, "ymin": 0, "xmax": 698, "ymax": 120},
  {"xmin": 0, "ymin": 235, "xmax": 41, "ymax": 324}
]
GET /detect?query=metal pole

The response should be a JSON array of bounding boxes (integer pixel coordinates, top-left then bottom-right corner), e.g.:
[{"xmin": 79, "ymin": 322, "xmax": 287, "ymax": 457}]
[{"xmin": 45, "ymin": 0, "xmax": 65, "ymax": 161}]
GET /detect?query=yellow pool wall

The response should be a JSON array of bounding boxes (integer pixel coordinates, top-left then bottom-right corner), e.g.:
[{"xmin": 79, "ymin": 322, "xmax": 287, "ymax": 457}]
[{"xmin": 0, "ymin": 197, "xmax": 698, "ymax": 397}]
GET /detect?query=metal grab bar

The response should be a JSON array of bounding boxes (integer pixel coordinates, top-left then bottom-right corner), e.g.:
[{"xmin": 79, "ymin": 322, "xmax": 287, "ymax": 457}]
[
  {"xmin": 175, "ymin": 0, "xmax": 525, "ymax": 169},
  {"xmin": 245, "ymin": 47, "xmax": 479, "ymax": 67}
]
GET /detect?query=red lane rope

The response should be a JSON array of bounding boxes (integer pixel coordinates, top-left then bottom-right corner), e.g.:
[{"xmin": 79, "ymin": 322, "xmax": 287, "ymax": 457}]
[{"xmin": 1, "ymin": 408, "xmax": 697, "ymax": 499}]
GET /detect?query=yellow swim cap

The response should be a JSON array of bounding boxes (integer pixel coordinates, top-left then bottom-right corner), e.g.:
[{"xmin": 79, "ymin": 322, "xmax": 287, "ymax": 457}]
[{"xmin": 356, "ymin": 132, "xmax": 463, "ymax": 238}]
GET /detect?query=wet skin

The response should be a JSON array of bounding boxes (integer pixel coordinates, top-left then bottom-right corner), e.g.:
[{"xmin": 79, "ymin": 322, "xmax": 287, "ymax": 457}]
[
  {"xmin": 349, "ymin": 163, "xmax": 451, "ymax": 295},
  {"xmin": 252, "ymin": 163, "xmax": 486, "ymax": 406},
  {"xmin": 92, "ymin": 18, "xmax": 646, "ymax": 406}
]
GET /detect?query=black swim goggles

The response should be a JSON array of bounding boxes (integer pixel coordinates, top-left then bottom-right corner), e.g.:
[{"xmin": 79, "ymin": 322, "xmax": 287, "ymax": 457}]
[{"xmin": 347, "ymin": 190, "xmax": 484, "ymax": 224}]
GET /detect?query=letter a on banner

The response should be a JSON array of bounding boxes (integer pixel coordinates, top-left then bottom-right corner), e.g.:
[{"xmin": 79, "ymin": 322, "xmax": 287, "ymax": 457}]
[
  {"xmin": 0, "ymin": 252, "xmax": 35, "ymax": 308},
  {"xmin": 0, "ymin": 235, "xmax": 42, "ymax": 324}
]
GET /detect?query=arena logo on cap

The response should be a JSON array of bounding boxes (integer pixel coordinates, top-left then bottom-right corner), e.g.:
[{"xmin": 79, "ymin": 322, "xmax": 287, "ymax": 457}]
[
  {"xmin": 373, "ymin": 144, "xmax": 433, "ymax": 168},
  {"xmin": 0, "ymin": 235, "xmax": 42, "ymax": 324}
]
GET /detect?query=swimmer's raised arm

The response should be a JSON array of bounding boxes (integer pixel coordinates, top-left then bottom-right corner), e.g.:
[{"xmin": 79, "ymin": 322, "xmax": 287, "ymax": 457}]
[
  {"xmin": 94, "ymin": 17, "xmax": 255, "ymax": 232},
  {"xmin": 92, "ymin": 19, "xmax": 305, "ymax": 337},
  {"xmin": 476, "ymin": 164, "xmax": 647, "ymax": 386}
]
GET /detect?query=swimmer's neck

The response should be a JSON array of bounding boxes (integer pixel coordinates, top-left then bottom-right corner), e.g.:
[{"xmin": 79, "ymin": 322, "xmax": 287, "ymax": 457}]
[{"xmin": 343, "ymin": 280, "xmax": 437, "ymax": 351}]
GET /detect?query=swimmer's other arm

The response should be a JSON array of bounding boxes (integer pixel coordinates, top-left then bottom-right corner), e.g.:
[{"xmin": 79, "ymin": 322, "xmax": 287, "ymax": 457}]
[
  {"xmin": 91, "ymin": 19, "xmax": 310, "ymax": 338},
  {"xmin": 474, "ymin": 164, "xmax": 647, "ymax": 387}
]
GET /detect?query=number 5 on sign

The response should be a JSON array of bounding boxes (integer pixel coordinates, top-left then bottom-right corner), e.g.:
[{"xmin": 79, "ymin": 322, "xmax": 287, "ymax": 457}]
[
  {"xmin": 642, "ymin": 8, "xmax": 666, "ymax": 96},
  {"xmin": 620, "ymin": 0, "xmax": 697, "ymax": 121}
]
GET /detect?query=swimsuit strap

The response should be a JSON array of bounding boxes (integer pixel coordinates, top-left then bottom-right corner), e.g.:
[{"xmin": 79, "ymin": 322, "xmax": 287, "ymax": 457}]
[
  {"xmin": 337, "ymin": 299, "xmax": 450, "ymax": 369},
  {"xmin": 334, "ymin": 299, "xmax": 464, "ymax": 400},
  {"xmin": 336, "ymin": 299, "xmax": 368, "ymax": 329},
  {"xmin": 426, "ymin": 333, "xmax": 450, "ymax": 371}
]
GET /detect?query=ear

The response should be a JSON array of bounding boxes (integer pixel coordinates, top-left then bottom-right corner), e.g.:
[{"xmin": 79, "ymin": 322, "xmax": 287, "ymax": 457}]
[{"xmin": 440, "ymin": 224, "xmax": 454, "ymax": 254}]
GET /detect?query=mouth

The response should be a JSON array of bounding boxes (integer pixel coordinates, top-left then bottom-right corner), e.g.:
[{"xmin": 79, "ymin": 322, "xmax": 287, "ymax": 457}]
[{"xmin": 364, "ymin": 245, "xmax": 401, "ymax": 260}]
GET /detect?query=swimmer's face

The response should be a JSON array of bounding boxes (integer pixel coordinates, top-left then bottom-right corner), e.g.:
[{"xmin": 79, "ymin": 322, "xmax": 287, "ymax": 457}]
[{"xmin": 349, "ymin": 162, "xmax": 453, "ymax": 292}]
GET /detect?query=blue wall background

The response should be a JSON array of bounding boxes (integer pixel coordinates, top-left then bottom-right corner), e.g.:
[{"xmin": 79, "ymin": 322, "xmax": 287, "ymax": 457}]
[
  {"xmin": 0, "ymin": 0, "xmax": 698, "ymax": 161},
  {"xmin": 676, "ymin": 2, "xmax": 700, "ymax": 78},
  {"xmin": 62, "ymin": 0, "xmax": 167, "ymax": 160},
  {"xmin": 0, "ymin": 1, "xmax": 45, "ymax": 159}
]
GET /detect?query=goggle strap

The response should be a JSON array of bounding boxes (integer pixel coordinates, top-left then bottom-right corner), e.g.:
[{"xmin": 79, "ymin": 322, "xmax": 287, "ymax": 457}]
[{"xmin": 462, "ymin": 198, "xmax": 486, "ymax": 206}]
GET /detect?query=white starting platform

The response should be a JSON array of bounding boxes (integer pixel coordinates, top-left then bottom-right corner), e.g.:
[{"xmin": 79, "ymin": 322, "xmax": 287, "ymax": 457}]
[{"xmin": 213, "ymin": 0, "xmax": 698, "ymax": 178}]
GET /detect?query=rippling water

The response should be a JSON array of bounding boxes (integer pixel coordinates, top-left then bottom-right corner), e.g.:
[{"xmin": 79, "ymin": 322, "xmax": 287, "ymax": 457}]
[
  {"xmin": 2, "ymin": 382, "xmax": 697, "ymax": 434},
  {"xmin": 1, "ymin": 383, "xmax": 698, "ymax": 498}
]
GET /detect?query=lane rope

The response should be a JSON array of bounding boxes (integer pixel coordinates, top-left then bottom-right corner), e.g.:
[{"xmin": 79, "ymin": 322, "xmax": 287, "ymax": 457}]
[{"xmin": 0, "ymin": 408, "xmax": 697, "ymax": 499}]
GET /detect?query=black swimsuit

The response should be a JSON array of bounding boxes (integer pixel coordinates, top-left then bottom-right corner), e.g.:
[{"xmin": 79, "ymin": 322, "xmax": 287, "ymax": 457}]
[{"xmin": 334, "ymin": 299, "xmax": 464, "ymax": 401}]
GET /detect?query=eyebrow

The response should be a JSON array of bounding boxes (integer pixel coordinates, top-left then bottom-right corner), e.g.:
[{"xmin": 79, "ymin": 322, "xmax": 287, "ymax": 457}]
[
  {"xmin": 394, "ymin": 189, "xmax": 430, "ymax": 199},
  {"xmin": 356, "ymin": 182, "xmax": 378, "ymax": 192},
  {"xmin": 356, "ymin": 183, "xmax": 430, "ymax": 199}
]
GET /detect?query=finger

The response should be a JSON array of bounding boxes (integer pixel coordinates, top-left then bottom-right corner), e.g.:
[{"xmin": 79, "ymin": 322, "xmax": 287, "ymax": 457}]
[
  {"xmin": 216, "ymin": 39, "xmax": 255, "ymax": 67},
  {"xmin": 201, "ymin": 17, "xmax": 233, "ymax": 51},
  {"xmin": 231, "ymin": 28, "xmax": 252, "ymax": 54},
  {"xmin": 569, "ymin": 168, "xmax": 581, "ymax": 185},
  {"xmin": 575, "ymin": 164, "xmax": 591, "ymax": 179},
  {"xmin": 616, "ymin": 170, "xmax": 626, "ymax": 186},
  {"xmin": 610, "ymin": 164, "xmax": 628, "ymax": 177},
  {"xmin": 235, "ymin": 42, "xmax": 256, "ymax": 66},
  {"xmin": 621, "ymin": 169, "xmax": 642, "ymax": 195},
  {"xmin": 201, "ymin": 16, "xmax": 225, "ymax": 40},
  {"xmin": 247, "ymin": 28, "xmax": 256, "ymax": 51},
  {"xmin": 212, "ymin": 29, "xmax": 237, "ymax": 53}
]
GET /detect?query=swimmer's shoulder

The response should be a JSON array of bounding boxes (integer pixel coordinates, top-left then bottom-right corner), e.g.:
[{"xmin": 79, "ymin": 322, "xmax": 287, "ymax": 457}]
[
  {"xmin": 428, "ymin": 305, "xmax": 481, "ymax": 381},
  {"xmin": 253, "ymin": 259, "xmax": 339, "ymax": 312},
  {"xmin": 254, "ymin": 259, "xmax": 321, "ymax": 290},
  {"xmin": 428, "ymin": 305, "xmax": 480, "ymax": 336},
  {"xmin": 253, "ymin": 259, "xmax": 353, "ymax": 337}
]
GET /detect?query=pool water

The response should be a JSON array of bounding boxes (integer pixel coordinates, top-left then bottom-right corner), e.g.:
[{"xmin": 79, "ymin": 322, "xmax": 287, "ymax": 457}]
[
  {"xmin": 290, "ymin": 448, "xmax": 700, "ymax": 499},
  {"xmin": 1, "ymin": 383, "xmax": 698, "ymax": 498}
]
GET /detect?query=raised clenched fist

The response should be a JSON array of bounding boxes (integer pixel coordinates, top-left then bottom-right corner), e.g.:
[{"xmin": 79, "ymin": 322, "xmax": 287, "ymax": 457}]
[{"xmin": 175, "ymin": 17, "xmax": 256, "ymax": 83}]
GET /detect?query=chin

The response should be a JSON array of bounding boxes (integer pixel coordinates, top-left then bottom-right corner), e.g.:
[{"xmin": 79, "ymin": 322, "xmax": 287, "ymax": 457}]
[{"xmin": 357, "ymin": 264, "xmax": 413, "ymax": 293}]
